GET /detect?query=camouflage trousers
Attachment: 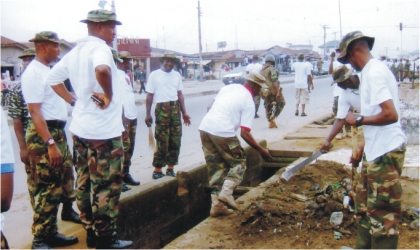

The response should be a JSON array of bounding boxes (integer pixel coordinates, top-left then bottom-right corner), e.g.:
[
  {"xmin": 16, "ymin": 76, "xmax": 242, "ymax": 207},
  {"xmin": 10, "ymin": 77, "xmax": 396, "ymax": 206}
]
[
  {"xmin": 332, "ymin": 96, "xmax": 339, "ymax": 116},
  {"xmin": 263, "ymin": 93, "xmax": 285, "ymax": 122},
  {"xmin": 253, "ymin": 94, "xmax": 261, "ymax": 114},
  {"xmin": 199, "ymin": 131, "xmax": 246, "ymax": 194},
  {"xmin": 122, "ymin": 118, "xmax": 137, "ymax": 174},
  {"xmin": 354, "ymin": 143, "xmax": 406, "ymax": 238},
  {"xmin": 153, "ymin": 102, "xmax": 182, "ymax": 168},
  {"xmin": 72, "ymin": 134, "xmax": 123, "ymax": 236},
  {"xmin": 25, "ymin": 120, "xmax": 73, "ymax": 237}
]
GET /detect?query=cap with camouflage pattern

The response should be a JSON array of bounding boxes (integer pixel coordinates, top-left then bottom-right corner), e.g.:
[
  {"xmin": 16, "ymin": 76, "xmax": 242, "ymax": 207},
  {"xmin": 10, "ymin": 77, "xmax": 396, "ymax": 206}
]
[
  {"xmin": 118, "ymin": 51, "xmax": 133, "ymax": 59},
  {"xmin": 29, "ymin": 31, "xmax": 61, "ymax": 43},
  {"xmin": 298, "ymin": 53, "xmax": 305, "ymax": 60},
  {"xmin": 336, "ymin": 31, "xmax": 375, "ymax": 64},
  {"xmin": 159, "ymin": 51, "xmax": 180, "ymax": 63},
  {"xmin": 244, "ymin": 73, "xmax": 267, "ymax": 88},
  {"xmin": 110, "ymin": 48, "xmax": 123, "ymax": 63},
  {"xmin": 331, "ymin": 65, "xmax": 354, "ymax": 86},
  {"xmin": 80, "ymin": 9, "xmax": 122, "ymax": 25},
  {"xmin": 18, "ymin": 48, "xmax": 36, "ymax": 59}
]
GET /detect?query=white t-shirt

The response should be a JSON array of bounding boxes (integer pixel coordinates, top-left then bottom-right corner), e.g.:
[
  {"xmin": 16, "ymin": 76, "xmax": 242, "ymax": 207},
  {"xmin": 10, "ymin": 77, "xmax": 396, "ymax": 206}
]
[
  {"xmin": 331, "ymin": 60, "xmax": 344, "ymax": 97},
  {"xmin": 305, "ymin": 61, "xmax": 314, "ymax": 71},
  {"xmin": 198, "ymin": 84, "xmax": 255, "ymax": 138},
  {"xmin": 21, "ymin": 60, "xmax": 67, "ymax": 121},
  {"xmin": 246, "ymin": 63, "xmax": 262, "ymax": 74},
  {"xmin": 1, "ymin": 109, "xmax": 14, "ymax": 173},
  {"xmin": 336, "ymin": 84, "xmax": 361, "ymax": 119},
  {"xmin": 360, "ymin": 58, "xmax": 406, "ymax": 161},
  {"xmin": 45, "ymin": 36, "xmax": 123, "ymax": 140},
  {"xmin": 146, "ymin": 69, "xmax": 182, "ymax": 103},
  {"xmin": 291, "ymin": 61, "xmax": 311, "ymax": 89},
  {"xmin": 117, "ymin": 70, "xmax": 137, "ymax": 120}
]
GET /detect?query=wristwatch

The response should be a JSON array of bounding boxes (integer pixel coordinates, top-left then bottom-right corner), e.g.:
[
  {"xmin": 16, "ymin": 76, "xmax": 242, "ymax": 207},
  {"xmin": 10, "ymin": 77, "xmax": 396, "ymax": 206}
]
[
  {"xmin": 45, "ymin": 138, "xmax": 55, "ymax": 146},
  {"xmin": 71, "ymin": 98, "xmax": 77, "ymax": 107},
  {"xmin": 355, "ymin": 115, "xmax": 364, "ymax": 127}
]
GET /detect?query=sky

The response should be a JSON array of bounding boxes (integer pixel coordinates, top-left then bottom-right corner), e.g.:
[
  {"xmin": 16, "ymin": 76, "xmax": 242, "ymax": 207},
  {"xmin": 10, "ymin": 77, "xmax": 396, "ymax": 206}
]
[{"xmin": 1, "ymin": 0, "xmax": 419, "ymax": 58}]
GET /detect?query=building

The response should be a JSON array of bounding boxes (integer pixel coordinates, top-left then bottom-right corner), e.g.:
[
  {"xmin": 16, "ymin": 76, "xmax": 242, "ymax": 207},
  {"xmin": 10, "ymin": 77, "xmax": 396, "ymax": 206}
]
[{"xmin": 318, "ymin": 40, "xmax": 340, "ymax": 59}]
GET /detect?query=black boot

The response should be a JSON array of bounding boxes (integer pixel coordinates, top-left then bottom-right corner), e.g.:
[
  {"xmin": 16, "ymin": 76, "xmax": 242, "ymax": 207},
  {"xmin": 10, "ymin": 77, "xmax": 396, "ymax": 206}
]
[
  {"xmin": 47, "ymin": 232, "xmax": 78, "ymax": 247},
  {"xmin": 61, "ymin": 201, "xmax": 82, "ymax": 224},
  {"xmin": 32, "ymin": 236, "xmax": 52, "ymax": 249},
  {"xmin": 121, "ymin": 183, "xmax": 131, "ymax": 192},
  {"xmin": 86, "ymin": 228, "xmax": 97, "ymax": 249},
  {"xmin": 96, "ymin": 232, "xmax": 133, "ymax": 249},
  {"xmin": 123, "ymin": 173, "xmax": 140, "ymax": 186}
]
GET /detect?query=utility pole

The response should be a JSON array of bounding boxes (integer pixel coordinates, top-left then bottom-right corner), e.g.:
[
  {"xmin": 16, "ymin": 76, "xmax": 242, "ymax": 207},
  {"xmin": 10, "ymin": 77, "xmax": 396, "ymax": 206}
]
[
  {"xmin": 235, "ymin": 25, "xmax": 238, "ymax": 49},
  {"xmin": 197, "ymin": 0, "xmax": 204, "ymax": 81},
  {"xmin": 339, "ymin": 0, "xmax": 342, "ymax": 39},
  {"xmin": 162, "ymin": 26, "xmax": 166, "ymax": 49},
  {"xmin": 321, "ymin": 25, "xmax": 329, "ymax": 59},
  {"xmin": 400, "ymin": 23, "xmax": 403, "ymax": 58},
  {"xmin": 332, "ymin": 31, "xmax": 338, "ymax": 48}
]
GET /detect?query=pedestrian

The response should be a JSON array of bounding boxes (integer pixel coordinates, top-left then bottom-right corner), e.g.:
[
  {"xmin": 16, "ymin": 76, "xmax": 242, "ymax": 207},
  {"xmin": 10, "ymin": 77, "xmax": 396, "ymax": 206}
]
[
  {"xmin": 1, "ymin": 109, "xmax": 15, "ymax": 249},
  {"xmin": 305, "ymin": 56, "xmax": 314, "ymax": 93},
  {"xmin": 404, "ymin": 59, "xmax": 412, "ymax": 82},
  {"xmin": 8, "ymin": 48, "xmax": 82, "ymax": 226},
  {"xmin": 45, "ymin": 10, "xmax": 132, "ymax": 249},
  {"xmin": 198, "ymin": 73, "xmax": 273, "ymax": 217},
  {"xmin": 117, "ymin": 51, "xmax": 141, "ymax": 189},
  {"xmin": 137, "ymin": 65, "xmax": 147, "ymax": 94},
  {"xmin": 260, "ymin": 54, "xmax": 285, "ymax": 128},
  {"xmin": 337, "ymin": 30, "xmax": 406, "ymax": 249},
  {"xmin": 1, "ymin": 74, "xmax": 9, "ymax": 107},
  {"xmin": 321, "ymin": 65, "xmax": 361, "ymax": 151},
  {"xmin": 398, "ymin": 58, "xmax": 404, "ymax": 82},
  {"xmin": 292, "ymin": 53, "xmax": 313, "ymax": 117},
  {"xmin": 391, "ymin": 59, "xmax": 399, "ymax": 81},
  {"xmin": 145, "ymin": 51, "xmax": 191, "ymax": 179},
  {"xmin": 246, "ymin": 55, "xmax": 263, "ymax": 118},
  {"xmin": 20, "ymin": 31, "xmax": 78, "ymax": 249},
  {"xmin": 316, "ymin": 57, "xmax": 323, "ymax": 75}
]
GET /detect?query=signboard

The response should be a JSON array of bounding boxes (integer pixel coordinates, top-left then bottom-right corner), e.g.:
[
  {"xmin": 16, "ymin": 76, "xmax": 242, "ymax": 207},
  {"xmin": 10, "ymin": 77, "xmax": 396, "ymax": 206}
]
[
  {"xmin": 235, "ymin": 51, "xmax": 245, "ymax": 58},
  {"xmin": 117, "ymin": 38, "xmax": 151, "ymax": 57}
]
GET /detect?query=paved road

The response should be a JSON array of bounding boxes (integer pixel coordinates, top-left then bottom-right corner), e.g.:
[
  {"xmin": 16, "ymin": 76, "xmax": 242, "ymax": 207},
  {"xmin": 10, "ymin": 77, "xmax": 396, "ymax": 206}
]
[{"xmin": 3, "ymin": 76, "xmax": 336, "ymax": 249}]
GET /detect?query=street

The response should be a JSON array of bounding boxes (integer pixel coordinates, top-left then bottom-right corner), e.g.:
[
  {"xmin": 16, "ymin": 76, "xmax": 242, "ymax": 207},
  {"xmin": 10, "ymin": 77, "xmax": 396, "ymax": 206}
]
[{"xmin": 4, "ymin": 76, "xmax": 335, "ymax": 249}]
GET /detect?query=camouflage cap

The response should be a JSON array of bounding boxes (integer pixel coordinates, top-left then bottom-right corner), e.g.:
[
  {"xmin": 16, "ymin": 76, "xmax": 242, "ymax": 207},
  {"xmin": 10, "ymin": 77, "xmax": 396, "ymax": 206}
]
[
  {"xmin": 118, "ymin": 51, "xmax": 133, "ymax": 59},
  {"xmin": 18, "ymin": 48, "xmax": 36, "ymax": 59},
  {"xmin": 80, "ymin": 9, "xmax": 122, "ymax": 25},
  {"xmin": 29, "ymin": 31, "xmax": 61, "ymax": 43},
  {"xmin": 298, "ymin": 54, "xmax": 305, "ymax": 60},
  {"xmin": 159, "ymin": 51, "xmax": 180, "ymax": 63},
  {"xmin": 244, "ymin": 73, "xmax": 267, "ymax": 88},
  {"xmin": 110, "ymin": 48, "xmax": 123, "ymax": 63},
  {"xmin": 336, "ymin": 31, "xmax": 375, "ymax": 64},
  {"xmin": 331, "ymin": 65, "xmax": 354, "ymax": 86}
]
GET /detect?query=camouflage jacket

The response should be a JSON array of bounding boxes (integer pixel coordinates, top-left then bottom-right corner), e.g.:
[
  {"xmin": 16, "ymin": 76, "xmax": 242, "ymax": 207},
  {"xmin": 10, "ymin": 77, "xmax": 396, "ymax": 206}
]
[
  {"xmin": 404, "ymin": 62, "xmax": 411, "ymax": 70},
  {"xmin": 261, "ymin": 64, "xmax": 279, "ymax": 96},
  {"xmin": 8, "ymin": 80, "xmax": 30, "ymax": 131}
]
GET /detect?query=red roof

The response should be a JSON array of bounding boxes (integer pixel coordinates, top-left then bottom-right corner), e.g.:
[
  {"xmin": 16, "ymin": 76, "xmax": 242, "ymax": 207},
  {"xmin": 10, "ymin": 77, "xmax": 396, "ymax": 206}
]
[{"xmin": 1, "ymin": 36, "xmax": 28, "ymax": 49}]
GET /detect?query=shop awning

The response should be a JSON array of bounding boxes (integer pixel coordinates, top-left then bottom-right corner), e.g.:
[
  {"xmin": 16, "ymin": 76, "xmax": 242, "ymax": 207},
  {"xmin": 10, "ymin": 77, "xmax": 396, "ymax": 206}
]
[{"xmin": 187, "ymin": 60, "xmax": 211, "ymax": 65}]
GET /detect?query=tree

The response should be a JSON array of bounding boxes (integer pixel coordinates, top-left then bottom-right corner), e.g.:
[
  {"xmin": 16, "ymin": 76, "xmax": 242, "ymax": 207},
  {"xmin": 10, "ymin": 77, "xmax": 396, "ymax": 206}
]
[{"xmin": 217, "ymin": 41, "xmax": 227, "ymax": 51}]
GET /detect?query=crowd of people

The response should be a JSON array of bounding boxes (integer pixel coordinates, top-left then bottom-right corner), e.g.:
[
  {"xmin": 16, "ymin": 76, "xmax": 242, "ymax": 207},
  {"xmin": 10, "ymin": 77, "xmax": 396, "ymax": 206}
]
[{"xmin": 0, "ymin": 6, "xmax": 408, "ymax": 249}]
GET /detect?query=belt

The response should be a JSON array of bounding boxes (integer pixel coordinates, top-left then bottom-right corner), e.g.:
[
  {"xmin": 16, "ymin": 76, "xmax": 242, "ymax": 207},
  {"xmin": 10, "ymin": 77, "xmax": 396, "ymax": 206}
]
[
  {"xmin": 156, "ymin": 101, "xmax": 178, "ymax": 107},
  {"xmin": 46, "ymin": 120, "xmax": 67, "ymax": 129}
]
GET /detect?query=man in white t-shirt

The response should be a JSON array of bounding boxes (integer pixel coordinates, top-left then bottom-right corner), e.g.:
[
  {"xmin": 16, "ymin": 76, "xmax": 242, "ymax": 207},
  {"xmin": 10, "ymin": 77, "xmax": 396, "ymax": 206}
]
[
  {"xmin": 21, "ymin": 31, "xmax": 78, "ymax": 249},
  {"xmin": 145, "ymin": 51, "xmax": 191, "ymax": 180},
  {"xmin": 199, "ymin": 73, "xmax": 273, "ymax": 217},
  {"xmin": 46, "ymin": 10, "xmax": 132, "ymax": 249},
  {"xmin": 291, "ymin": 54, "xmax": 313, "ymax": 116},
  {"xmin": 337, "ymin": 31, "xmax": 407, "ymax": 249},
  {"xmin": 116, "ymin": 51, "xmax": 141, "ymax": 189},
  {"xmin": 305, "ymin": 57, "xmax": 314, "ymax": 93},
  {"xmin": 321, "ymin": 65, "xmax": 361, "ymax": 151},
  {"xmin": 246, "ymin": 55, "xmax": 263, "ymax": 118}
]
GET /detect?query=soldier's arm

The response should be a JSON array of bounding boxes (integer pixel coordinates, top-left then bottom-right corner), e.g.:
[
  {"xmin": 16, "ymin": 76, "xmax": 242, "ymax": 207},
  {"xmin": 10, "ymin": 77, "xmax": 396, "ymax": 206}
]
[
  {"xmin": 177, "ymin": 90, "xmax": 191, "ymax": 126},
  {"xmin": 145, "ymin": 92, "xmax": 154, "ymax": 126},
  {"xmin": 51, "ymin": 83, "xmax": 75, "ymax": 105},
  {"xmin": 94, "ymin": 65, "xmax": 113, "ymax": 109},
  {"xmin": 8, "ymin": 91, "xmax": 29, "ymax": 164},
  {"xmin": 27, "ymin": 103, "xmax": 62, "ymax": 169}
]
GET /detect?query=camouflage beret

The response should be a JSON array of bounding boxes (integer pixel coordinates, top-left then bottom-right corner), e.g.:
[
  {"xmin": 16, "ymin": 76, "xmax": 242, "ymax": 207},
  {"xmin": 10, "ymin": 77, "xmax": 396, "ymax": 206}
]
[
  {"xmin": 110, "ymin": 48, "xmax": 123, "ymax": 63},
  {"xmin": 29, "ymin": 31, "xmax": 61, "ymax": 43},
  {"xmin": 159, "ymin": 51, "xmax": 180, "ymax": 63},
  {"xmin": 244, "ymin": 73, "xmax": 267, "ymax": 88},
  {"xmin": 331, "ymin": 65, "xmax": 354, "ymax": 86},
  {"xmin": 298, "ymin": 54, "xmax": 305, "ymax": 60},
  {"xmin": 18, "ymin": 48, "xmax": 36, "ymax": 59},
  {"xmin": 336, "ymin": 31, "xmax": 374, "ymax": 64},
  {"xmin": 118, "ymin": 51, "xmax": 133, "ymax": 59},
  {"xmin": 80, "ymin": 9, "xmax": 122, "ymax": 25}
]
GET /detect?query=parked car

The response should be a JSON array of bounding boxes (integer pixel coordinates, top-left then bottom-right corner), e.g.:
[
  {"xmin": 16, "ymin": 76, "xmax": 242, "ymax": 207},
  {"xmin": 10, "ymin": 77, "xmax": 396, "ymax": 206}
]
[{"xmin": 222, "ymin": 66, "xmax": 246, "ymax": 85}]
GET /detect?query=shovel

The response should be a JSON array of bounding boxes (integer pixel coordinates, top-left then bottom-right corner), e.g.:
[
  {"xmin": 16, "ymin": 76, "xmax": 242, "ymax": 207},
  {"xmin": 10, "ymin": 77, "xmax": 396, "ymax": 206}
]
[{"xmin": 281, "ymin": 144, "xmax": 332, "ymax": 181}]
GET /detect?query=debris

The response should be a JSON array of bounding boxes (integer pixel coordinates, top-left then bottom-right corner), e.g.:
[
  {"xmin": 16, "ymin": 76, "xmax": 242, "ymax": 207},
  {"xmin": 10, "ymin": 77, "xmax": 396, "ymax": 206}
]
[
  {"xmin": 330, "ymin": 212, "xmax": 344, "ymax": 227},
  {"xmin": 334, "ymin": 230, "xmax": 342, "ymax": 240},
  {"xmin": 290, "ymin": 193, "xmax": 308, "ymax": 202},
  {"xmin": 409, "ymin": 219, "xmax": 419, "ymax": 230},
  {"xmin": 306, "ymin": 200, "xmax": 320, "ymax": 210}
]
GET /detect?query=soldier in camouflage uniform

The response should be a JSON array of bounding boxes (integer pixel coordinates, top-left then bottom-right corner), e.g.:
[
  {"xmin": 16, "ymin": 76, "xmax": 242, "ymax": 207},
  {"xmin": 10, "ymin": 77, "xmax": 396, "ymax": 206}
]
[
  {"xmin": 145, "ymin": 51, "xmax": 191, "ymax": 179},
  {"xmin": 21, "ymin": 31, "xmax": 78, "ymax": 249},
  {"xmin": 46, "ymin": 10, "xmax": 132, "ymax": 248},
  {"xmin": 198, "ymin": 73, "xmax": 273, "ymax": 217},
  {"xmin": 337, "ymin": 30, "xmax": 407, "ymax": 249},
  {"xmin": 316, "ymin": 58, "xmax": 323, "ymax": 75},
  {"xmin": 9, "ymin": 49, "xmax": 82, "ymax": 224},
  {"xmin": 403, "ymin": 59, "xmax": 412, "ymax": 82},
  {"xmin": 391, "ymin": 59, "xmax": 399, "ymax": 81},
  {"xmin": 261, "ymin": 54, "xmax": 285, "ymax": 128},
  {"xmin": 398, "ymin": 58, "xmax": 404, "ymax": 82}
]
